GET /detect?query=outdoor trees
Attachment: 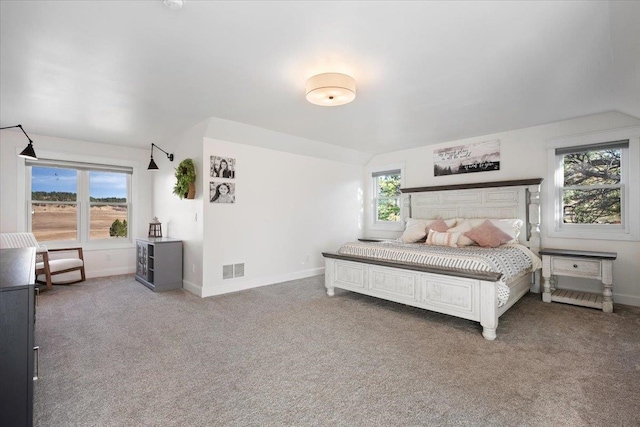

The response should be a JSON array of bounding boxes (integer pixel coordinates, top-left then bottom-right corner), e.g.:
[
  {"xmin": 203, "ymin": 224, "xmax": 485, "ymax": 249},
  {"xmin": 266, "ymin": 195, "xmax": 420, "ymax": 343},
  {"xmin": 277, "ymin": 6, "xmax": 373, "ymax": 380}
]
[
  {"xmin": 562, "ymin": 148, "xmax": 621, "ymax": 224},
  {"xmin": 376, "ymin": 173, "xmax": 401, "ymax": 221},
  {"xmin": 109, "ymin": 219, "xmax": 128, "ymax": 237}
]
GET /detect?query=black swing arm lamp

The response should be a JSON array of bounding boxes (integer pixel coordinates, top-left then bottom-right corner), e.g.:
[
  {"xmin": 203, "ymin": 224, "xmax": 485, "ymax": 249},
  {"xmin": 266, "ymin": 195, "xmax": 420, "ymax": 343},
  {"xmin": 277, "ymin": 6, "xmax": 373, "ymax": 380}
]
[
  {"xmin": 147, "ymin": 143, "xmax": 174, "ymax": 170},
  {"xmin": 0, "ymin": 124, "xmax": 38, "ymax": 160}
]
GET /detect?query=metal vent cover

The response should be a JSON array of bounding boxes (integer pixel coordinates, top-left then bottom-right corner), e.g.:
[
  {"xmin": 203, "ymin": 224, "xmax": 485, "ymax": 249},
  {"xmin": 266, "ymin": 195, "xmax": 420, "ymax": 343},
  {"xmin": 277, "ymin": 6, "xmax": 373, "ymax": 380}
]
[
  {"xmin": 222, "ymin": 265, "xmax": 234, "ymax": 280},
  {"xmin": 233, "ymin": 263, "xmax": 245, "ymax": 277}
]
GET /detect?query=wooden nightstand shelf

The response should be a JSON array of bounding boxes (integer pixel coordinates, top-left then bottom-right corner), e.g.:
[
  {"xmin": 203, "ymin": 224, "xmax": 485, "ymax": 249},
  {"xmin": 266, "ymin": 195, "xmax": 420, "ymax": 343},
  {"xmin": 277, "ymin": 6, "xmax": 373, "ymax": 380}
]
[{"xmin": 539, "ymin": 248, "xmax": 617, "ymax": 312}]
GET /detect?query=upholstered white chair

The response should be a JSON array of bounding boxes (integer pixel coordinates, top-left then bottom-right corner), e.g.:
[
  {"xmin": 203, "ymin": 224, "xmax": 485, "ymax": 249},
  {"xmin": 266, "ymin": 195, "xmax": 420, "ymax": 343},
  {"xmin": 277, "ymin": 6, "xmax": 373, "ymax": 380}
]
[{"xmin": 0, "ymin": 232, "xmax": 85, "ymax": 290}]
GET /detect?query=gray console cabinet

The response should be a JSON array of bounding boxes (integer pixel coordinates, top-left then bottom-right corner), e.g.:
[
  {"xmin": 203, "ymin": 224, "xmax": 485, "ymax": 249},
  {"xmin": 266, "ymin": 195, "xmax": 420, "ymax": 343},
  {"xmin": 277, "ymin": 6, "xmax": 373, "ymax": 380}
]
[
  {"xmin": 135, "ymin": 237, "xmax": 183, "ymax": 291},
  {"xmin": 1, "ymin": 248, "xmax": 37, "ymax": 427}
]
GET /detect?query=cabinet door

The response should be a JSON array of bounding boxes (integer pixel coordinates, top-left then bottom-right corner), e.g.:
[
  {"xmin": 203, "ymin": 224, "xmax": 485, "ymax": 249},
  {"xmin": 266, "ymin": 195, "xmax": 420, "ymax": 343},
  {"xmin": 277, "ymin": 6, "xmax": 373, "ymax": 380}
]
[
  {"xmin": 0, "ymin": 288, "xmax": 31, "ymax": 426},
  {"xmin": 136, "ymin": 241, "xmax": 148, "ymax": 280}
]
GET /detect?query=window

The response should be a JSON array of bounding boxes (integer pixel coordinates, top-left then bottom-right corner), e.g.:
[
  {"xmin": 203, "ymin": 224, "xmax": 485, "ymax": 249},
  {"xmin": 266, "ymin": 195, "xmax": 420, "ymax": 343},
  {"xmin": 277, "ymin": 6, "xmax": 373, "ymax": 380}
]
[
  {"xmin": 28, "ymin": 160, "xmax": 132, "ymax": 244},
  {"xmin": 547, "ymin": 127, "xmax": 639, "ymax": 241},
  {"xmin": 373, "ymin": 169, "xmax": 402, "ymax": 225},
  {"xmin": 556, "ymin": 141, "xmax": 625, "ymax": 227}
]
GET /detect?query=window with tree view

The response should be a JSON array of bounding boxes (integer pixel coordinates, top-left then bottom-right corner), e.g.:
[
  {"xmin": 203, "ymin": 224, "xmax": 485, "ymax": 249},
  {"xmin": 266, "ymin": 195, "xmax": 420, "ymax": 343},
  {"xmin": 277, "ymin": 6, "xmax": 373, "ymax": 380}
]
[
  {"xmin": 373, "ymin": 170, "xmax": 401, "ymax": 223},
  {"xmin": 29, "ymin": 162, "xmax": 131, "ymax": 243},
  {"xmin": 557, "ymin": 140, "xmax": 628, "ymax": 227}
]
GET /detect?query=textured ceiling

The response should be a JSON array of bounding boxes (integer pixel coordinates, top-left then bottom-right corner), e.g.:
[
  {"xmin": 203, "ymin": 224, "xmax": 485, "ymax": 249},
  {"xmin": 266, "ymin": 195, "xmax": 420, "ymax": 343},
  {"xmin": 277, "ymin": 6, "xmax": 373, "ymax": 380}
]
[{"xmin": 1, "ymin": 1, "xmax": 638, "ymax": 155}]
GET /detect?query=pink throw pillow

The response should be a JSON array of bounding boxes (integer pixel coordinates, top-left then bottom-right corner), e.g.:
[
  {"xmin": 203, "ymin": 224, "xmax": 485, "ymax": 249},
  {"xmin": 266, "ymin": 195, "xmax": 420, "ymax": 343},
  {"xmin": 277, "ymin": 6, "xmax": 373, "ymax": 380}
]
[
  {"xmin": 464, "ymin": 220, "xmax": 513, "ymax": 248},
  {"xmin": 425, "ymin": 217, "xmax": 450, "ymax": 234}
]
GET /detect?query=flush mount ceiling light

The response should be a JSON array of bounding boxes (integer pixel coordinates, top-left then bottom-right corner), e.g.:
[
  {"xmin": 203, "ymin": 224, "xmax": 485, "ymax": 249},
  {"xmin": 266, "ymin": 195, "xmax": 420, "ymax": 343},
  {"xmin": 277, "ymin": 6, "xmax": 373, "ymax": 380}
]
[
  {"xmin": 164, "ymin": 0, "xmax": 184, "ymax": 10},
  {"xmin": 305, "ymin": 73, "xmax": 356, "ymax": 106},
  {"xmin": 0, "ymin": 124, "xmax": 38, "ymax": 160}
]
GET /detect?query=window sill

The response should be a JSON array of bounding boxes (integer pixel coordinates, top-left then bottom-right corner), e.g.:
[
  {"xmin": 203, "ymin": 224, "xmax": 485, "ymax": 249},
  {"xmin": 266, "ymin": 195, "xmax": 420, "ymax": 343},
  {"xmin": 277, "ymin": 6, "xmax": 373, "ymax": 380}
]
[
  {"xmin": 548, "ymin": 229, "xmax": 639, "ymax": 242},
  {"xmin": 370, "ymin": 222, "xmax": 404, "ymax": 232},
  {"xmin": 44, "ymin": 241, "xmax": 135, "ymax": 251}
]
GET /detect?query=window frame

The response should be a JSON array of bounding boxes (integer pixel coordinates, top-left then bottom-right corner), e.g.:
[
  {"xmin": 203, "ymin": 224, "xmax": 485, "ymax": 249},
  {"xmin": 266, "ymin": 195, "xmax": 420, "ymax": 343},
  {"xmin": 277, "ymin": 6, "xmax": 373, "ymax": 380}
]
[
  {"xmin": 546, "ymin": 126, "xmax": 639, "ymax": 241},
  {"xmin": 26, "ymin": 157, "xmax": 133, "ymax": 248},
  {"xmin": 369, "ymin": 164, "xmax": 405, "ymax": 231}
]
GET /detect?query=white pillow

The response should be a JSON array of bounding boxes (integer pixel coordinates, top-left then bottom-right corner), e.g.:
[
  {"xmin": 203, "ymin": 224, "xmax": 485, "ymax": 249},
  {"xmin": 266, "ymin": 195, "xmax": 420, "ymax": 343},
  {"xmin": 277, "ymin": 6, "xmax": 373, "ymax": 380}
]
[
  {"xmin": 447, "ymin": 220, "xmax": 475, "ymax": 246},
  {"xmin": 400, "ymin": 218, "xmax": 430, "ymax": 243},
  {"xmin": 399, "ymin": 218, "xmax": 458, "ymax": 243}
]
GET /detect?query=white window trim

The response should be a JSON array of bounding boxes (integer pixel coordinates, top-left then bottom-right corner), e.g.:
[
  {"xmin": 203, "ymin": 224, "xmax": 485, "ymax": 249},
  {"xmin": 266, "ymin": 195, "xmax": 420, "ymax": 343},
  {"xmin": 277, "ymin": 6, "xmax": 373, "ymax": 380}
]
[
  {"xmin": 546, "ymin": 126, "xmax": 639, "ymax": 241},
  {"xmin": 20, "ymin": 149, "xmax": 139, "ymax": 250},
  {"xmin": 368, "ymin": 163, "xmax": 405, "ymax": 232}
]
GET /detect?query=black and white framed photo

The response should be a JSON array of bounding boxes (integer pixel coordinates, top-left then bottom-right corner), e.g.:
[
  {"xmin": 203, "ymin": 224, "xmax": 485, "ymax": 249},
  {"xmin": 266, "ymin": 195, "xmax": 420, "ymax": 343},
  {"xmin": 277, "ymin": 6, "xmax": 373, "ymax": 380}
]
[
  {"xmin": 210, "ymin": 156, "xmax": 236, "ymax": 179},
  {"xmin": 209, "ymin": 181, "xmax": 236, "ymax": 203},
  {"xmin": 433, "ymin": 139, "xmax": 500, "ymax": 176}
]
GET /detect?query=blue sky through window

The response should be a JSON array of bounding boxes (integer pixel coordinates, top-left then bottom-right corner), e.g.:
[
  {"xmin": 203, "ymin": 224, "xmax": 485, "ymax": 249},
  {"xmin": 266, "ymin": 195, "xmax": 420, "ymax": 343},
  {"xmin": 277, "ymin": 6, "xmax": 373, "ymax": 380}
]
[{"xmin": 32, "ymin": 167, "xmax": 126, "ymax": 199}]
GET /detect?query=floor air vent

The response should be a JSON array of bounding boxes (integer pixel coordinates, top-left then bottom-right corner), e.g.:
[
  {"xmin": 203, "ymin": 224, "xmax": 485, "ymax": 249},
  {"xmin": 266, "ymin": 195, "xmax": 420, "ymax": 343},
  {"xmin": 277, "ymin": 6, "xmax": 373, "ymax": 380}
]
[
  {"xmin": 222, "ymin": 265, "xmax": 234, "ymax": 280},
  {"xmin": 233, "ymin": 263, "xmax": 245, "ymax": 277},
  {"xmin": 223, "ymin": 263, "xmax": 245, "ymax": 279}
]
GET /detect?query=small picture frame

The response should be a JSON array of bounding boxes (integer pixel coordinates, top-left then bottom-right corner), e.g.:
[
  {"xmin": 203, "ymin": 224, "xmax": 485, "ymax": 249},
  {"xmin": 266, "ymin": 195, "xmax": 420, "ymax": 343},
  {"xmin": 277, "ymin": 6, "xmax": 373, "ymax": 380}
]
[
  {"xmin": 210, "ymin": 181, "xmax": 235, "ymax": 203},
  {"xmin": 210, "ymin": 156, "xmax": 236, "ymax": 179}
]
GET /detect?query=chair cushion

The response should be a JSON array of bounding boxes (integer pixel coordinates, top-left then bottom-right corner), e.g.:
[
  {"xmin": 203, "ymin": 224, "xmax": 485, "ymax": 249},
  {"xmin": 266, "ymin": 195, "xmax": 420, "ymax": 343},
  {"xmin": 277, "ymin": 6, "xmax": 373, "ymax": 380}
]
[{"xmin": 36, "ymin": 258, "xmax": 83, "ymax": 273}]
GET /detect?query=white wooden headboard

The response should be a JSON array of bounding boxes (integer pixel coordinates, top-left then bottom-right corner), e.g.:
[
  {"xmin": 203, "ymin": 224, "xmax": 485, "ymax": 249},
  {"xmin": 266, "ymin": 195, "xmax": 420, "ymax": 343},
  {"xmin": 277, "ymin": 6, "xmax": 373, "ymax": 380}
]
[{"xmin": 401, "ymin": 179, "xmax": 543, "ymax": 254}]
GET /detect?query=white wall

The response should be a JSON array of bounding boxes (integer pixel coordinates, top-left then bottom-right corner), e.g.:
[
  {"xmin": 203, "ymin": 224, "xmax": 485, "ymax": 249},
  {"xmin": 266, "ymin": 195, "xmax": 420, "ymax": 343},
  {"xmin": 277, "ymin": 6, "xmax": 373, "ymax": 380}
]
[
  {"xmin": 151, "ymin": 119, "xmax": 209, "ymax": 293},
  {"xmin": 200, "ymin": 137, "xmax": 363, "ymax": 297},
  {"xmin": 363, "ymin": 111, "xmax": 640, "ymax": 306},
  {"xmin": 0, "ymin": 129, "xmax": 152, "ymax": 278}
]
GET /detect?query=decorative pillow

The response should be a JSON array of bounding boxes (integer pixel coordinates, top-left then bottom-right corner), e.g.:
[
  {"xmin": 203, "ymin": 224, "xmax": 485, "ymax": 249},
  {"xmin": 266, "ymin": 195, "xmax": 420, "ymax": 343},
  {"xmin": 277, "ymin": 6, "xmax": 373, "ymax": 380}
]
[
  {"xmin": 464, "ymin": 220, "xmax": 513, "ymax": 248},
  {"xmin": 465, "ymin": 218, "xmax": 523, "ymax": 243},
  {"xmin": 400, "ymin": 218, "xmax": 430, "ymax": 243},
  {"xmin": 426, "ymin": 217, "xmax": 450, "ymax": 233},
  {"xmin": 447, "ymin": 220, "xmax": 475, "ymax": 246},
  {"xmin": 425, "ymin": 230, "xmax": 460, "ymax": 247},
  {"xmin": 400, "ymin": 218, "xmax": 456, "ymax": 243}
]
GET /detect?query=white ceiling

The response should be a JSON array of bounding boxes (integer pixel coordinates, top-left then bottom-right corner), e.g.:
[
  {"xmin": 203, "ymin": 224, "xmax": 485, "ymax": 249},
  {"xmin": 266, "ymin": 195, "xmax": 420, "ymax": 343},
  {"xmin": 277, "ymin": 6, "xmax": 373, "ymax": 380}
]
[{"xmin": 1, "ymin": 1, "xmax": 638, "ymax": 155}]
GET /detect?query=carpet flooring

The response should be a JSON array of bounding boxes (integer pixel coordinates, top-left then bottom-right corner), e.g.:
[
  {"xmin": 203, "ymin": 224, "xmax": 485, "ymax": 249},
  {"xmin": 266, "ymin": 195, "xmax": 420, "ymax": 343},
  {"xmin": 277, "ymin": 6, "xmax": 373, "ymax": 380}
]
[{"xmin": 33, "ymin": 274, "xmax": 640, "ymax": 426}]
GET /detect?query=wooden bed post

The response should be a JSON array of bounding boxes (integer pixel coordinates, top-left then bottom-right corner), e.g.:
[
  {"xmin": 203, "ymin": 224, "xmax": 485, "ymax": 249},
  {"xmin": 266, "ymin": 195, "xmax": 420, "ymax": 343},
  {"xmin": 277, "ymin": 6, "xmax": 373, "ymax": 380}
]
[
  {"xmin": 527, "ymin": 182, "xmax": 541, "ymax": 255},
  {"xmin": 528, "ymin": 182, "xmax": 542, "ymax": 293},
  {"xmin": 480, "ymin": 280, "xmax": 499, "ymax": 341},
  {"xmin": 325, "ymin": 258, "xmax": 335, "ymax": 296}
]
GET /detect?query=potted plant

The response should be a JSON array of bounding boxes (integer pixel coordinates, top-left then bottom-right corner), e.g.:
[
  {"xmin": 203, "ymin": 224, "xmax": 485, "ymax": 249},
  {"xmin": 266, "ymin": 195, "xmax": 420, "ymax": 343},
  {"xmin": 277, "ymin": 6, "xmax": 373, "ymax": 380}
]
[{"xmin": 173, "ymin": 158, "xmax": 196, "ymax": 199}]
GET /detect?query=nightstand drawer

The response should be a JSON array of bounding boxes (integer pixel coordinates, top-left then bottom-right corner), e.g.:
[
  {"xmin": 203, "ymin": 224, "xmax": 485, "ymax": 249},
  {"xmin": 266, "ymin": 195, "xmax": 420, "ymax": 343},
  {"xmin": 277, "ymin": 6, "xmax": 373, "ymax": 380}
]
[{"xmin": 552, "ymin": 257, "xmax": 601, "ymax": 278}]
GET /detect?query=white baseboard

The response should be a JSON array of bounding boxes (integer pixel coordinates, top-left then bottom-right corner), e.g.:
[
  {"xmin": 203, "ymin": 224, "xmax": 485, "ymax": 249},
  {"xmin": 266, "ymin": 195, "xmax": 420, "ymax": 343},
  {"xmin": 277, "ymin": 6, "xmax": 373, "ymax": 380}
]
[
  {"xmin": 202, "ymin": 267, "xmax": 325, "ymax": 298},
  {"xmin": 613, "ymin": 292, "xmax": 640, "ymax": 307},
  {"xmin": 182, "ymin": 279, "xmax": 202, "ymax": 297},
  {"xmin": 87, "ymin": 267, "xmax": 135, "ymax": 278}
]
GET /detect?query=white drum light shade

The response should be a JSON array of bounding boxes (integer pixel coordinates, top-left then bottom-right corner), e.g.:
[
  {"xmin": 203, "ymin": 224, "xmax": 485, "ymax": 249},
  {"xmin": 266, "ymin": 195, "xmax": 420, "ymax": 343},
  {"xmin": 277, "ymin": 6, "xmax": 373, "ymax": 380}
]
[{"xmin": 305, "ymin": 73, "xmax": 356, "ymax": 106}]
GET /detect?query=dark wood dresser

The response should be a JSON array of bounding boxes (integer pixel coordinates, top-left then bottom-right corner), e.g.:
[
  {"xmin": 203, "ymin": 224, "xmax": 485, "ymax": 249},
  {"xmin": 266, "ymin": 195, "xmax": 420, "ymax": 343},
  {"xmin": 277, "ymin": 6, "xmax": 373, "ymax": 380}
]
[{"xmin": 0, "ymin": 247, "xmax": 37, "ymax": 426}]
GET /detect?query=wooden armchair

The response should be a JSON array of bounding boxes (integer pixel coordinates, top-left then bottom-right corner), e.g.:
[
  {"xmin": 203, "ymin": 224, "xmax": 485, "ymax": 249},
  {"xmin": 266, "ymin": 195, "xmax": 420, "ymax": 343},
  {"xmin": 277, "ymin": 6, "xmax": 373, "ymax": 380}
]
[{"xmin": 0, "ymin": 232, "xmax": 85, "ymax": 290}]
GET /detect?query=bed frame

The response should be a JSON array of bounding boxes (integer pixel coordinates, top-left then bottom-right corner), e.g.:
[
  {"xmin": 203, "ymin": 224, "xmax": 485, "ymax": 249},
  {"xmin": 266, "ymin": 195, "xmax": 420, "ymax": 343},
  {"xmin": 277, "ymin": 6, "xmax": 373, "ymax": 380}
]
[{"xmin": 322, "ymin": 178, "xmax": 543, "ymax": 340}]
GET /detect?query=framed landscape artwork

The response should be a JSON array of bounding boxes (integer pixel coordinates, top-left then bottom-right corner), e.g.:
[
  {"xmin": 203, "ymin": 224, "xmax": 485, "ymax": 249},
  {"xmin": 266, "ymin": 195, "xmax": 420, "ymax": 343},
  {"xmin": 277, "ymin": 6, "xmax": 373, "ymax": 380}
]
[{"xmin": 434, "ymin": 140, "xmax": 500, "ymax": 176}]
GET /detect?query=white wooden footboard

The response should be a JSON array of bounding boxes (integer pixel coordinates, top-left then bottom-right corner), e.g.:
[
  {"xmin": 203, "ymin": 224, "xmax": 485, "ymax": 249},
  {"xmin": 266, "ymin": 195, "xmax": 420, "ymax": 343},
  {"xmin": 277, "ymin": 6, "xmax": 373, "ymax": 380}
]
[{"xmin": 324, "ymin": 256, "xmax": 504, "ymax": 340}]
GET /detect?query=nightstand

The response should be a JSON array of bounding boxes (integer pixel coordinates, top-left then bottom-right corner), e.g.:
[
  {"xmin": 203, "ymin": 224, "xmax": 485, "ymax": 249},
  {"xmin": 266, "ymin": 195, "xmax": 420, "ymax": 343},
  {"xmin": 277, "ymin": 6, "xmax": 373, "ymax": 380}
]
[{"xmin": 539, "ymin": 248, "xmax": 617, "ymax": 312}]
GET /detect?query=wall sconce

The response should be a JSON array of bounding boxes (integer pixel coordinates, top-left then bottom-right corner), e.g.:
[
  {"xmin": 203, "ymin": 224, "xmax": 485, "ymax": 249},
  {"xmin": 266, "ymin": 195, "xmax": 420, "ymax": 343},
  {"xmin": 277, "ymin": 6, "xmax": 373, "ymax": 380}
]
[
  {"xmin": 305, "ymin": 73, "xmax": 356, "ymax": 106},
  {"xmin": 147, "ymin": 143, "xmax": 174, "ymax": 170},
  {"xmin": 0, "ymin": 124, "xmax": 38, "ymax": 160}
]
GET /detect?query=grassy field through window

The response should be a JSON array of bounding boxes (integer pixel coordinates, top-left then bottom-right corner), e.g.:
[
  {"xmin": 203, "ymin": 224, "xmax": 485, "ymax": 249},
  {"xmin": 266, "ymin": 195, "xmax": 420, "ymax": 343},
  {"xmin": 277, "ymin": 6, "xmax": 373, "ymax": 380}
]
[{"xmin": 32, "ymin": 204, "xmax": 127, "ymax": 241}]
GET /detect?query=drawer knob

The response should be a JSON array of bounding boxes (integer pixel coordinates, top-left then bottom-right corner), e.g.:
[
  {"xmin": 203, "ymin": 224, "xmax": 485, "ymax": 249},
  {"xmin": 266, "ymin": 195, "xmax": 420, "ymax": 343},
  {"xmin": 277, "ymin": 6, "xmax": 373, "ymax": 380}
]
[{"xmin": 573, "ymin": 264, "xmax": 578, "ymax": 268}]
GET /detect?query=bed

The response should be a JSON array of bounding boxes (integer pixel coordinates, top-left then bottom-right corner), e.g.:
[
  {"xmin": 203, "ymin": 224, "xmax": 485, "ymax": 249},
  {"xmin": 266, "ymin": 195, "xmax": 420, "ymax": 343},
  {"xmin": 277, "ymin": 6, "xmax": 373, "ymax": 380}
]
[{"xmin": 322, "ymin": 178, "xmax": 543, "ymax": 340}]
